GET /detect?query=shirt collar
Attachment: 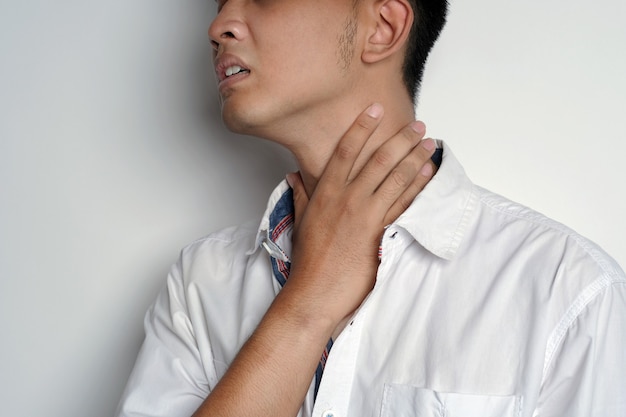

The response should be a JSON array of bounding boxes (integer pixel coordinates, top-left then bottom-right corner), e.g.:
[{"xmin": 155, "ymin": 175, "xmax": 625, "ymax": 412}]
[
  {"xmin": 249, "ymin": 179, "xmax": 293, "ymax": 257},
  {"xmin": 393, "ymin": 140, "xmax": 477, "ymax": 260},
  {"xmin": 249, "ymin": 141, "xmax": 477, "ymax": 261}
]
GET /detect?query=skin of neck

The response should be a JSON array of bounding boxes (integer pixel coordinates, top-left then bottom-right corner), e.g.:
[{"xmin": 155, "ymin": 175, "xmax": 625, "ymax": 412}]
[
  {"xmin": 259, "ymin": 68, "xmax": 416, "ymax": 197},
  {"xmin": 300, "ymin": 93, "xmax": 415, "ymax": 196}
]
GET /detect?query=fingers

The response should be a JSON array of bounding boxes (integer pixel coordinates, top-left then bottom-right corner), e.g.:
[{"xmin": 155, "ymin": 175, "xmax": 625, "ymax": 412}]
[
  {"xmin": 382, "ymin": 146, "xmax": 436, "ymax": 225},
  {"xmin": 373, "ymin": 138, "xmax": 436, "ymax": 219},
  {"xmin": 286, "ymin": 171, "xmax": 309, "ymax": 232},
  {"xmin": 293, "ymin": 104, "xmax": 436, "ymax": 239},
  {"xmin": 351, "ymin": 120, "xmax": 428, "ymax": 193},
  {"xmin": 320, "ymin": 103, "xmax": 384, "ymax": 185}
]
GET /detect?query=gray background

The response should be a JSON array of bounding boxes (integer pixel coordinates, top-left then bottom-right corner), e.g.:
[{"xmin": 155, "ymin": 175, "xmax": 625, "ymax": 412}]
[{"xmin": 1, "ymin": 0, "xmax": 624, "ymax": 416}]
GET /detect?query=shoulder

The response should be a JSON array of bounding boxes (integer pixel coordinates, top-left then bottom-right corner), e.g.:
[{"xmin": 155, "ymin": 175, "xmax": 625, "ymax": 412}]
[
  {"xmin": 183, "ymin": 221, "xmax": 258, "ymax": 256},
  {"xmin": 473, "ymin": 185, "xmax": 624, "ymax": 280},
  {"xmin": 474, "ymin": 186, "xmax": 626, "ymax": 308},
  {"xmin": 170, "ymin": 220, "xmax": 260, "ymax": 286}
]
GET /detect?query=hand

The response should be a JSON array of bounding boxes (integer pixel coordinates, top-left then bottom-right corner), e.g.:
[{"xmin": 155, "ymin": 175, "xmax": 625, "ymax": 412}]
[
  {"xmin": 285, "ymin": 103, "xmax": 436, "ymax": 329},
  {"xmin": 193, "ymin": 103, "xmax": 436, "ymax": 417}
]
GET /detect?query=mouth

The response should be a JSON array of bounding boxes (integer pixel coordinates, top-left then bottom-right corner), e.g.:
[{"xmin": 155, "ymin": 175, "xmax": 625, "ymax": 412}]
[
  {"xmin": 224, "ymin": 65, "xmax": 250, "ymax": 79},
  {"xmin": 215, "ymin": 54, "xmax": 251, "ymax": 84}
]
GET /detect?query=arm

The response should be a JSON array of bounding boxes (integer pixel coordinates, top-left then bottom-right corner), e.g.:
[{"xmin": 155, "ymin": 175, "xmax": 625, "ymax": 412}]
[
  {"xmin": 193, "ymin": 103, "xmax": 436, "ymax": 417},
  {"xmin": 116, "ymin": 259, "xmax": 212, "ymax": 417},
  {"xmin": 534, "ymin": 279, "xmax": 626, "ymax": 416}
]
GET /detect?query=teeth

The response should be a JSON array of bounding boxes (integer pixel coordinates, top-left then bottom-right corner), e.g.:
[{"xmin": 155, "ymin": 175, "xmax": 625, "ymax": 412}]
[{"xmin": 225, "ymin": 65, "xmax": 243, "ymax": 77}]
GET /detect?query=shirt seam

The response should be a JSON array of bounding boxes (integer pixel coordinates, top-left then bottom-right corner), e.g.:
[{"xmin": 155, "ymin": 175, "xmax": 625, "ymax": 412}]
[
  {"xmin": 540, "ymin": 278, "xmax": 626, "ymax": 385},
  {"xmin": 441, "ymin": 183, "xmax": 478, "ymax": 258},
  {"xmin": 478, "ymin": 188, "xmax": 620, "ymax": 277},
  {"xmin": 183, "ymin": 221, "xmax": 258, "ymax": 250}
]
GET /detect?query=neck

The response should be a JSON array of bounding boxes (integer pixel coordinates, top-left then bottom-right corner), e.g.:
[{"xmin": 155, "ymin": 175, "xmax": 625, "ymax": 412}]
[{"xmin": 262, "ymin": 90, "xmax": 416, "ymax": 196}]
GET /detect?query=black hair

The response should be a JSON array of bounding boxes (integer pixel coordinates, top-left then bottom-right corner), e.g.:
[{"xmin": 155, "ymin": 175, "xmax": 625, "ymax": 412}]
[{"xmin": 403, "ymin": 0, "xmax": 449, "ymax": 102}]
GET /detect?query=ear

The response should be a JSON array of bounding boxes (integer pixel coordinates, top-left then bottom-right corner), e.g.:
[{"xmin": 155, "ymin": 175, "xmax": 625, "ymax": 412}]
[{"xmin": 361, "ymin": 0, "xmax": 413, "ymax": 64}]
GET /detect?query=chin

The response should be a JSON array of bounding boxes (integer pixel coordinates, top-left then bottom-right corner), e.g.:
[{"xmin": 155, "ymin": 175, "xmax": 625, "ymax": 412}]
[
  {"xmin": 220, "ymin": 98, "xmax": 282, "ymax": 140},
  {"xmin": 221, "ymin": 110, "xmax": 248, "ymax": 135},
  {"xmin": 220, "ymin": 100, "xmax": 259, "ymax": 135}
]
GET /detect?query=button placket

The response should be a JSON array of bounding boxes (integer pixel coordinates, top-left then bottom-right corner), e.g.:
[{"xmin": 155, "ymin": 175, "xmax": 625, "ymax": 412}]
[
  {"xmin": 378, "ymin": 227, "xmax": 404, "ymax": 278},
  {"xmin": 312, "ymin": 302, "xmax": 368, "ymax": 417}
]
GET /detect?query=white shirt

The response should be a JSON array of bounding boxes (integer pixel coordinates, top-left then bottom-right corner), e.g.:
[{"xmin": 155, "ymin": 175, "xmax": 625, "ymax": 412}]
[{"xmin": 117, "ymin": 143, "xmax": 626, "ymax": 417}]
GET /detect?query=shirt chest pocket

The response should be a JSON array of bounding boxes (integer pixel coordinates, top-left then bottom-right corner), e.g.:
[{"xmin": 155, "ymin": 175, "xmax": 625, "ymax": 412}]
[{"xmin": 380, "ymin": 383, "xmax": 522, "ymax": 417}]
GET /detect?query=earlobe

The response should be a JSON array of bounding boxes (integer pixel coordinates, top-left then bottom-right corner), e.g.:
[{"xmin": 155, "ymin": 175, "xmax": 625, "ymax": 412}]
[{"xmin": 362, "ymin": 0, "xmax": 413, "ymax": 64}]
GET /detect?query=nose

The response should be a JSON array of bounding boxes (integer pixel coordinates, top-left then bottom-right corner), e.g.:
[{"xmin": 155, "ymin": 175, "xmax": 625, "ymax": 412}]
[{"xmin": 208, "ymin": 2, "xmax": 249, "ymax": 53}]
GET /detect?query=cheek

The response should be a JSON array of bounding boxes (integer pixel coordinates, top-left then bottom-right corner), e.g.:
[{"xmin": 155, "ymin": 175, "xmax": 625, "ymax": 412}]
[
  {"xmin": 255, "ymin": 15, "xmax": 343, "ymax": 74},
  {"xmin": 260, "ymin": 38, "xmax": 341, "ymax": 92}
]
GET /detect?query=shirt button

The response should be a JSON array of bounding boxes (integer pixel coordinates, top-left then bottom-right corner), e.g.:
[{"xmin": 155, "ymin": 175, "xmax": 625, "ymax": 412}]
[{"xmin": 321, "ymin": 410, "xmax": 337, "ymax": 417}]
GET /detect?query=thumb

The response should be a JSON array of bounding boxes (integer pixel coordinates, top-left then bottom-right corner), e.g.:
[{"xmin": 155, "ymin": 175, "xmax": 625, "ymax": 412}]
[{"xmin": 286, "ymin": 171, "xmax": 308, "ymax": 231}]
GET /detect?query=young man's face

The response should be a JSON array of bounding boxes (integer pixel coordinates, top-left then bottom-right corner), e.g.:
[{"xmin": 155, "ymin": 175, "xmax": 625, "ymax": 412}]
[{"xmin": 210, "ymin": 0, "xmax": 361, "ymax": 138}]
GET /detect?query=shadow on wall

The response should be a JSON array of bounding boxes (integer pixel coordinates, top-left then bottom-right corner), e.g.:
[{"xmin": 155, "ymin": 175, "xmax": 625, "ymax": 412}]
[
  {"xmin": 108, "ymin": 7, "xmax": 295, "ymax": 417},
  {"xmin": 193, "ymin": 37, "xmax": 296, "ymax": 208}
]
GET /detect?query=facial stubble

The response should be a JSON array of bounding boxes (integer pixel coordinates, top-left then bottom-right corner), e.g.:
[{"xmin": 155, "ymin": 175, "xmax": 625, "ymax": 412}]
[{"xmin": 337, "ymin": 4, "xmax": 359, "ymax": 72}]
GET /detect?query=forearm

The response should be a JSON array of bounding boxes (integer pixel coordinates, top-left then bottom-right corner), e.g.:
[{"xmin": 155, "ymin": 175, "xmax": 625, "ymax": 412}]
[
  {"xmin": 193, "ymin": 106, "xmax": 434, "ymax": 416},
  {"xmin": 193, "ymin": 282, "xmax": 335, "ymax": 417}
]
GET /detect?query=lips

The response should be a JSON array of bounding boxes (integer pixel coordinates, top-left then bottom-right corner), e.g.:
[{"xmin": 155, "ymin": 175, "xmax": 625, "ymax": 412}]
[{"xmin": 214, "ymin": 53, "xmax": 251, "ymax": 83}]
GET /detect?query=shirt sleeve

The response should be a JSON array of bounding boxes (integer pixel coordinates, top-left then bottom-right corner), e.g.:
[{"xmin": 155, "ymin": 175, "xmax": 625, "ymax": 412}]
[
  {"xmin": 115, "ymin": 258, "xmax": 212, "ymax": 417},
  {"xmin": 534, "ymin": 277, "xmax": 626, "ymax": 416}
]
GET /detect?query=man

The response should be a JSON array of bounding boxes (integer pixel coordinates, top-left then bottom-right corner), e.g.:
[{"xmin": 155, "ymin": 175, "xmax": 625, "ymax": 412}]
[{"xmin": 117, "ymin": 0, "xmax": 626, "ymax": 416}]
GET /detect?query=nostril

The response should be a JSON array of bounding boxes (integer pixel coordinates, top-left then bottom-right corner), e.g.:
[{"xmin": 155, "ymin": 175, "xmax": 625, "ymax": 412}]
[
  {"xmin": 211, "ymin": 40, "xmax": 219, "ymax": 50},
  {"xmin": 222, "ymin": 31, "xmax": 236, "ymax": 39}
]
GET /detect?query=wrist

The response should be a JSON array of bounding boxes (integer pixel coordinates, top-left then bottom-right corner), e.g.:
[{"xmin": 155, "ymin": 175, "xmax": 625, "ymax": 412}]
[{"xmin": 268, "ymin": 277, "xmax": 339, "ymax": 341}]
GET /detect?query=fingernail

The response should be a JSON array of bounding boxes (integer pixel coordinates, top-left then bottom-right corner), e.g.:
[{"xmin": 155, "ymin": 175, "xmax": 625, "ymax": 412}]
[
  {"xmin": 420, "ymin": 162, "xmax": 433, "ymax": 177},
  {"xmin": 421, "ymin": 138, "xmax": 435, "ymax": 151},
  {"xmin": 410, "ymin": 121, "xmax": 426, "ymax": 135},
  {"xmin": 366, "ymin": 103, "xmax": 383, "ymax": 118},
  {"xmin": 286, "ymin": 172, "xmax": 295, "ymax": 187}
]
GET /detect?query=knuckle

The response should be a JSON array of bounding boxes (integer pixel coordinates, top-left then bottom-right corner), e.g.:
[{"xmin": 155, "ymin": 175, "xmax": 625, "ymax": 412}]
[
  {"xmin": 343, "ymin": 202, "xmax": 358, "ymax": 217},
  {"xmin": 355, "ymin": 114, "xmax": 375, "ymax": 131},
  {"xmin": 417, "ymin": 140, "xmax": 435, "ymax": 159},
  {"xmin": 409, "ymin": 145, "xmax": 431, "ymax": 165},
  {"xmin": 315, "ymin": 187, "xmax": 334, "ymax": 203},
  {"xmin": 398, "ymin": 193, "xmax": 414, "ymax": 211},
  {"xmin": 389, "ymin": 169, "xmax": 409, "ymax": 189},
  {"xmin": 373, "ymin": 149, "xmax": 393, "ymax": 167},
  {"xmin": 341, "ymin": 190, "xmax": 361, "ymax": 215},
  {"xmin": 355, "ymin": 118, "xmax": 372, "ymax": 131},
  {"xmin": 334, "ymin": 143, "xmax": 355, "ymax": 161},
  {"xmin": 400, "ymin": 126, "xmax": 418, "ymax": 145}
]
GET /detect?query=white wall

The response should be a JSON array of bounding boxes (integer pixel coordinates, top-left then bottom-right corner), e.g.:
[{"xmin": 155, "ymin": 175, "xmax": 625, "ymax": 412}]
[{"xmin": 0, "ymin": 1, "xmax": 624, "ymax": 416}]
